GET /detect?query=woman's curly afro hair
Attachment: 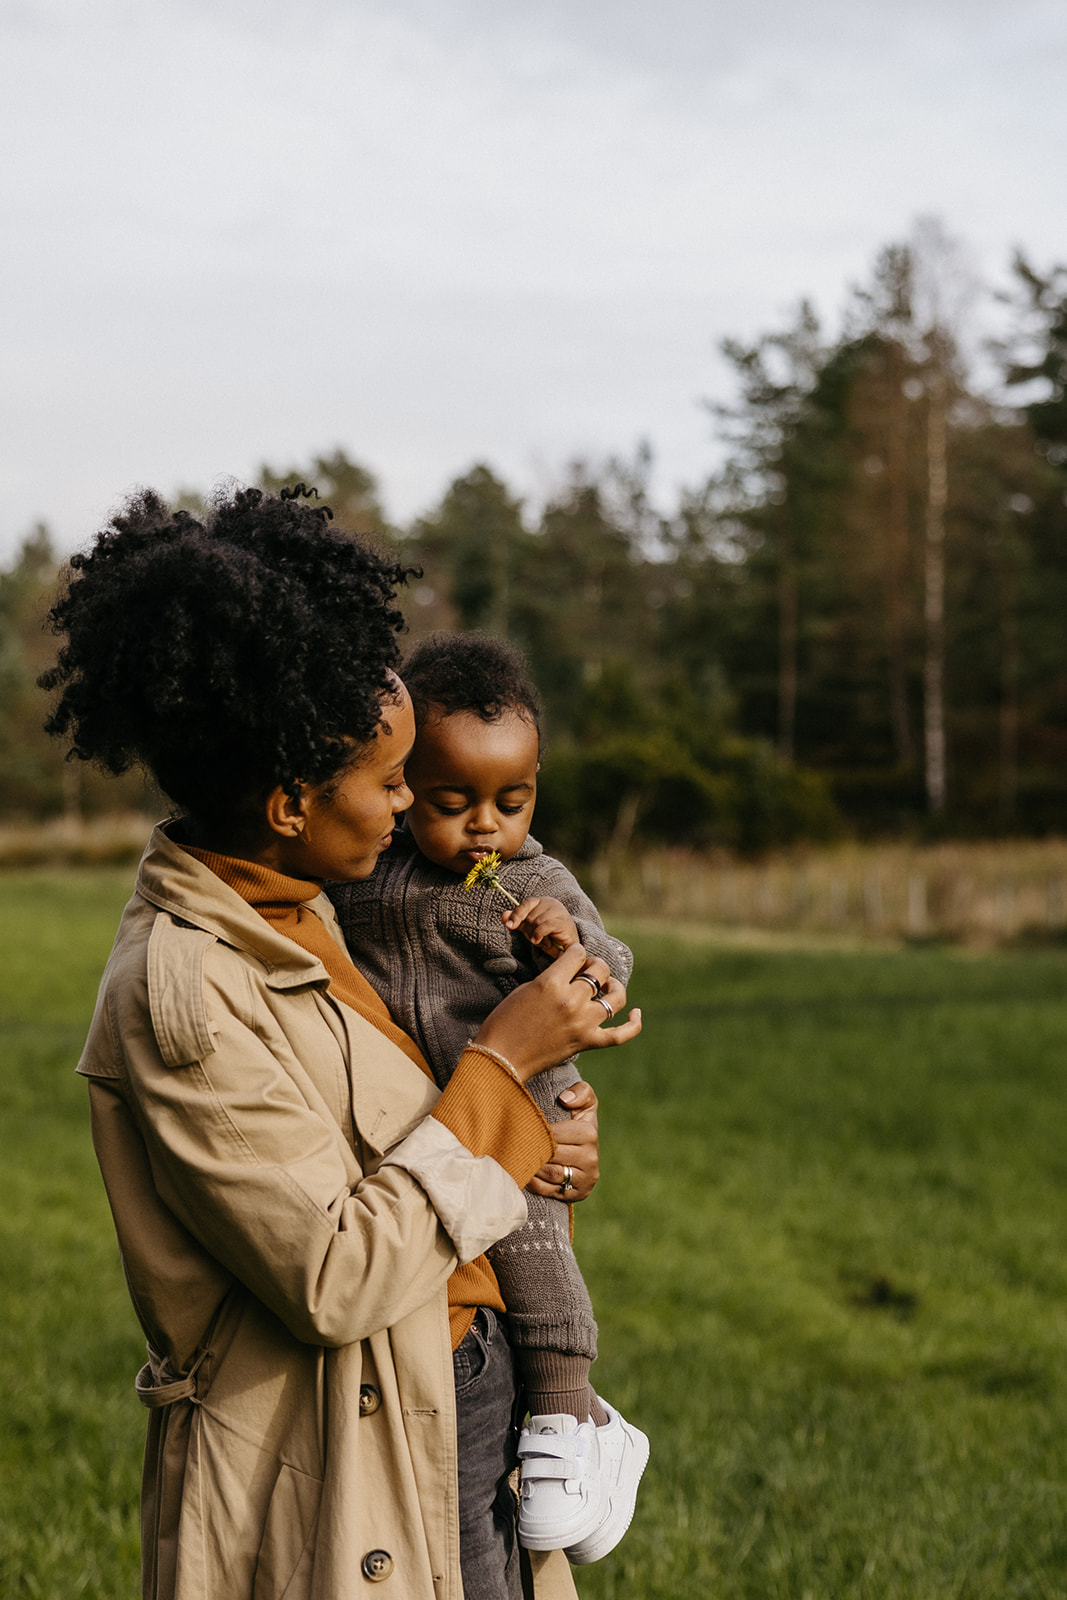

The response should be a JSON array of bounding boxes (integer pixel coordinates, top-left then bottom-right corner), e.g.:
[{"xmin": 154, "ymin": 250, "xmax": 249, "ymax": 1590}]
[
  {"xmin": 40, "ymin": 484, "xmax": 416, "ymax": 826},
  {"xmin": 402, "ymin": 632, "xmax": 541, "ymax": 736}
]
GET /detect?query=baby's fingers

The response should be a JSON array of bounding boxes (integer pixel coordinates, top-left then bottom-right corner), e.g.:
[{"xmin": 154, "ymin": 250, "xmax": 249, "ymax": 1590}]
[
  {"xmin": 502, "ymin": 897, "xmax": 576, "ymax": 953},
  {"xmin": 501, "ymin": 896, "xmax": 541, "ymax": 929}
]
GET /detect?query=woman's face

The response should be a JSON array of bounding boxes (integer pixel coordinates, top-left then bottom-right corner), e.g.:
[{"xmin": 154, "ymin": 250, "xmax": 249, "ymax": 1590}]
[{"xmin": 284, "ymin": 684, "xmax": 416, "ymax": 882}]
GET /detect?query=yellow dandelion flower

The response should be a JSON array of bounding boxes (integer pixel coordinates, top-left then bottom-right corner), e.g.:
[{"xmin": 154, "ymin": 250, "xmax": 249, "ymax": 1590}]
[{"xmin": 463, "ymin": 850, "xmax": 521, "ymax": 905}]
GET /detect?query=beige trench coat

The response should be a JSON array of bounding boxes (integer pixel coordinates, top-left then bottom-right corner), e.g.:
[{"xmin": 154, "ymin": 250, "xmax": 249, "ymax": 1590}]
[{"xmin": 79, "ymin": 826, "xmax": 578, "ymax": 1600}]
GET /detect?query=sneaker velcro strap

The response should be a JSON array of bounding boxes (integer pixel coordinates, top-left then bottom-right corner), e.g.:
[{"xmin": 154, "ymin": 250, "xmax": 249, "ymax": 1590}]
[
  {"xmin": 517, "ymin": 1431, "xmax": 591, "ymax": 1484},
  {"xmin": 517, "ymin": 1433, "xmax": 584, "ymax": 1464}
]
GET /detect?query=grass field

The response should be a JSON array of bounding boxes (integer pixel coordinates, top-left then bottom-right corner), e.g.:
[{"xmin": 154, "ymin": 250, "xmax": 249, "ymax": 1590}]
[{"xmin": 2, "ymin": 870, "xmax": 1067, "ymax": 1598}]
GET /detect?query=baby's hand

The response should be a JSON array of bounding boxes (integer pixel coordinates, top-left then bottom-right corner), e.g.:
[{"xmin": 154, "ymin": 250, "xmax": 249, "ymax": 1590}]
[{"xmin": 501, "ymin": 897, "xmax": 580, "ymax": 958}]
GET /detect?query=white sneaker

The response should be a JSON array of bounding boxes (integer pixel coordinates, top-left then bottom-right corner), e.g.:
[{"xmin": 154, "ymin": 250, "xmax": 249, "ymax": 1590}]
[
  {"xmin": 564, "ymin": 1402, "xmax": 649, "ymax": 1566},
  {"xmin": 516, "ymin": 1413, "xmax": 601, "ymax": 1552}
]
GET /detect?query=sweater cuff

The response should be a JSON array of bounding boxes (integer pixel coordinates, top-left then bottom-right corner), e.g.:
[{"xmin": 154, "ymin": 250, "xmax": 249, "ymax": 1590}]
[{"xmin": 432, "ymin": 1048, "xmax": 554, "ymax": 1188}]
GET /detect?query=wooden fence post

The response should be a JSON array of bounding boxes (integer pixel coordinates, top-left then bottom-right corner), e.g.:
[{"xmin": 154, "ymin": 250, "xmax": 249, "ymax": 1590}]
[
  {"xmin": 908, "ymin": 873, "xmax": 927, "ymax": 938},
  {"xmin": 864, "ymin": 872, "xmax": 884, "ymax": 931}
]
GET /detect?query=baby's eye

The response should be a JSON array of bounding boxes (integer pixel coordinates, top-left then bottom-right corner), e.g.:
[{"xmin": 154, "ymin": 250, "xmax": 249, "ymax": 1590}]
[
  {"xmin": 499, "ymin": 803, "xmax": 526, "ymax": 816},
  {"xmin": 434, "ymin": 804, "xmax": 467, "ymax": 817}
]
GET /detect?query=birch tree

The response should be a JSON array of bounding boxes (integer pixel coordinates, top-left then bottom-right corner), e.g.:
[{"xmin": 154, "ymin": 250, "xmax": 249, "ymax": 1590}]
[{"xmin": 910, "ymin": 218, "xmax": 975, "ymax": 816}]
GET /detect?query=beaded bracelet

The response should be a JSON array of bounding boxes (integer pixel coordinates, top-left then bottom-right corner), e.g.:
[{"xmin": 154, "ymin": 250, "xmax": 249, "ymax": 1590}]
[{"xmin": 465, "ymin": 1040, "xmax": 522, "ymax": 1082}]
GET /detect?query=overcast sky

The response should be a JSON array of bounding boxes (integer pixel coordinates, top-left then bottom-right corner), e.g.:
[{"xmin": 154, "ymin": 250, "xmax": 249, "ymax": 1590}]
[{"xmin": 2, "ymin": 0, "xmax": 1065, "ymax": 562}]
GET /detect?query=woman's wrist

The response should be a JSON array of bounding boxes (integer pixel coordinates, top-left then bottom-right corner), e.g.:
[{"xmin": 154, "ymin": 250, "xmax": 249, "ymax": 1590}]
[
  {"xmin": 464, "ymin": 1040, "xmax": 523, "ymax": 1082},
  {"xmin": 468, "ymin": 1026, "xmax": 542, "ymax": 1085}
]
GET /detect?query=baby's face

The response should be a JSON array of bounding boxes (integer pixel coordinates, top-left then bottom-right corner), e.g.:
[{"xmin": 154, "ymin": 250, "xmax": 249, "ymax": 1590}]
[{"xmin": 404, "ymin": 708, "xmax": 539, "ymax": 876}]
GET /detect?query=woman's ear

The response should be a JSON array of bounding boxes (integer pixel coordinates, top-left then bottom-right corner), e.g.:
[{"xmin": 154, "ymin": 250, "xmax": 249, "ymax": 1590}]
[{"xmin": 263, "ymin": 783, "xmax": 308, "ymax": 839}]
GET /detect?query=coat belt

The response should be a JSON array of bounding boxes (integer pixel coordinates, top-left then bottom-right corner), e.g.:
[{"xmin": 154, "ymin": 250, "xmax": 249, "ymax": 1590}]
[{"xmin": 136, "ymin": 1348, "xmax": 208, "ymax": 1408}]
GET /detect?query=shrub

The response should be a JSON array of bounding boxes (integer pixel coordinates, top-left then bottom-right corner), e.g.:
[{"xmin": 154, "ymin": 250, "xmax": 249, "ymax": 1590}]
[{"xmin": 536, "ymin": 732, "xmax": 839, "ymax": 860}]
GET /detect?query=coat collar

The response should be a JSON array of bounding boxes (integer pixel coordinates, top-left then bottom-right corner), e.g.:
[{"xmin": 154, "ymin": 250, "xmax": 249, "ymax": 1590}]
[
  {"xmin": 136, "ymin": 822, "xmax": 341, "ymax": 992},
  {"xmin": 132, "ymin": 825, "xmax": 438, "ymax": 1150}
]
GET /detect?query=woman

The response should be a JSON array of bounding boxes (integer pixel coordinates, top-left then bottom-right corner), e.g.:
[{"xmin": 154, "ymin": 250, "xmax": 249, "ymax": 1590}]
[{"xmin": 41, "ymin": 486, "xmax": 641, "ymax": 1600}]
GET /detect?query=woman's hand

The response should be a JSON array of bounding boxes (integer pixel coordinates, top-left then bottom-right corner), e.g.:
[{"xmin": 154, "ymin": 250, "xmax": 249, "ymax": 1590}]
[
  {"xmin": 529, "ymin": 1079, "xmax": 599, "ymax": 1201},
  {"xmin": 473, "ymin": 944, "xmax": 642, "ymax": 1084}
]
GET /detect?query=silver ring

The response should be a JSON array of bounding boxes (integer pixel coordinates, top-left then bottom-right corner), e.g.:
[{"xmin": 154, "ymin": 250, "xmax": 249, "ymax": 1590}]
[
  {"xmin": 559, "ymin": 1165, "xmax": 574, "ymax": 1195},
  {"xmin": 572, "ymin": 973, "xmax": 600, "ymax": 994},
  {"xmin": 594, "ymin": 996, "xmax": 614, "ymax": 1019}
]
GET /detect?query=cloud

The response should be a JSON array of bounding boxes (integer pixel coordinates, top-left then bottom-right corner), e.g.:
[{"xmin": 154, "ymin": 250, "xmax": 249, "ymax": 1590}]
[{"xmin": 1, "ymin": 0, "xmax": 1064, "ymax": 555}]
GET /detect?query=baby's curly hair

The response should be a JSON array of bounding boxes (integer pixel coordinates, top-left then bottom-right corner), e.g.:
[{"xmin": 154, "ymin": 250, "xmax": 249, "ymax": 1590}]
[
  {"xmin": 40, "ymin": 485, "xmax": 415, "ymax": 825},
  {"xmin": 402, "ymin": 632, "xmax": 542, "ymax": 735}
]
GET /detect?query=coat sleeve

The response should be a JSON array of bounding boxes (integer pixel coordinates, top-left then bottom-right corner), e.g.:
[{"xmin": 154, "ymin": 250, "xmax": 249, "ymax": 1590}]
[{"xmin": 97, "ymin": 939, "xmax": 528, "ymax": 1350}]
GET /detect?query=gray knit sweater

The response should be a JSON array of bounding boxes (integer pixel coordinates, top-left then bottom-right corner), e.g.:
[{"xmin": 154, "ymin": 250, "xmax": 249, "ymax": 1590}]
[{"xmin": 328, "ymin": 828, "xmax": 632, "ymax": 1361}]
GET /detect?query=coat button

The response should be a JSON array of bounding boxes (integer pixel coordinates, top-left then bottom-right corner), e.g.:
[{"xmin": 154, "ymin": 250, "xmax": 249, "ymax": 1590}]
[
  {"xmin": 359, "ymin": 1384, "xmax": 382, "ymax": 1416},
  {"xmin": 362, "ymin": 1549, "xmax": 394, "ymax": 1581}
]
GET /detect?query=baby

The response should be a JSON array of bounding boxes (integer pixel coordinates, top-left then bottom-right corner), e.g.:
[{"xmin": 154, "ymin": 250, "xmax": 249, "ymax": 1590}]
[{"xmin": 328, "ymin": 632, "xmax": 648, "ymax": 1565}]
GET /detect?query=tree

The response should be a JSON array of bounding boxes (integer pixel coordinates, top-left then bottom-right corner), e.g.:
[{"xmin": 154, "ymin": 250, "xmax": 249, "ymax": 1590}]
[
  {"xmin": 910, "ymin": 222, "xmax": 971, "ymax": 813},
  {"xmin": 0, "ymin": 527, "xmax": 64, "ymax": 814},
  {"xmin": 711, "ymin": 301, "xmax": 827, "ymax": 764},
  {"xmin": 407, "ymin": 464, "xmax": 528, "ymax": 637},
  {"xmin": 2, "ymin": 527, "xmax": 159, "ymax": 817},
  {"xmin": 516, "ymin": 457, "xmax": 656, "ymax": 735},
  {"xmin": 1001, "ymin": 254, "xmax": 1067, "ymax": 465},
  {"xmin": 993, "ymin": 254, "xmax": 1067, "ymax": 827},
  {"xmin": 699, "ymin": 225, "xmax": 1058, "ymax": 833},
  {"xmin": 847, "ymin": 244, "xmax": 922, "ymax": 770}
]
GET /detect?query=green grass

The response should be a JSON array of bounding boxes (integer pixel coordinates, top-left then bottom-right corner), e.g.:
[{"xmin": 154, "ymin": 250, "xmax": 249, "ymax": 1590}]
[
  {"xmin": 581, "ymin": 930, "xmax": 1067, "ymax": 1598},
  {"xmin": 0, "ymin": 871, "xmax": 145, "ymax": 1598},
  {"xmin": 2, "ymin": 875, "xmax": 1067, "ymax": 1596}
]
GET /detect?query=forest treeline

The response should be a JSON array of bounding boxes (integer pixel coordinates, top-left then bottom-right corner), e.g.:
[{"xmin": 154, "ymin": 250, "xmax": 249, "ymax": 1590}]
[{"xmin": 3, "ymin": 224, "xmax": 1067, "ymax": 857}]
